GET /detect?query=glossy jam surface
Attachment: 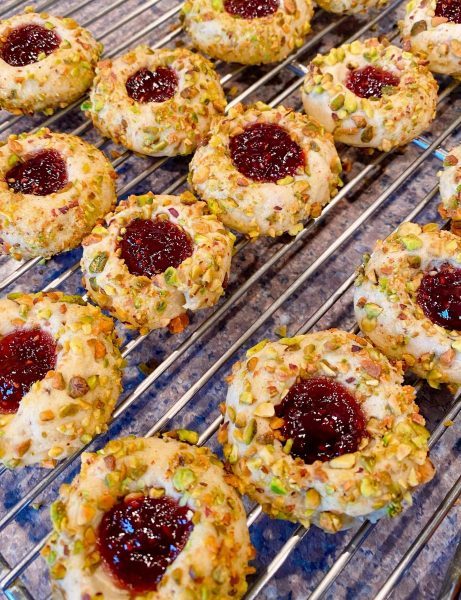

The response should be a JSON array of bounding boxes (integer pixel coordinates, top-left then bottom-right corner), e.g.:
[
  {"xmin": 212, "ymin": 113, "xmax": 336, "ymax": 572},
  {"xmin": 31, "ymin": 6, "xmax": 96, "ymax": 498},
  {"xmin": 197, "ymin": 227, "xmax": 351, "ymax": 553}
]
[
  {"xmin": 229, "ymin": 123, "xmax": 305, "ymax": 183},
  {"xmin": 0, "ymin": 328, "xmax": 57, "ymax": 414},
  {"xmin": 125, "ymin": 67, "xmax": 178, "ymax": 103},
  {"xmin": 346, "ymin": 65, "xmax": 400, "ymax": 99},
  {"xmin": 435, "ymin": 0, "xmax": 461, "ymax": 23},
  {"xmin": 98, "ymin": 495, "xmax": 194, "ymax": 593},
  {"xmin": 6, "ymin": 149, "xmax": 68, "ymax": 196},
  {"xmin": 275, "ymin": 377, "xmax": 367, "ymax": 463},
  {"xmin": 1, "ymin": 24, "xmax": 61, "ymax": 67},
  {"xmin": 120, "ymin": 218, "xmax": 193, "ymax": 278},
  {"xmin": 417, "ymin": 263, "xmax": 461, "ymax": 330},
  {"xmin": 224, "ymin": 0, "xmax": 279, "ymax": 18}
]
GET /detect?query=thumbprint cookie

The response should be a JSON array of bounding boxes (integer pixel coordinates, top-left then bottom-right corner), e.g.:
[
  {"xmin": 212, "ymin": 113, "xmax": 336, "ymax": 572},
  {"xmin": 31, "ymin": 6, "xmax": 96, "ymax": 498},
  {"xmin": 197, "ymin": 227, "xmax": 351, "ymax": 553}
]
[
  {"xmin": 181, "ymin": 0, "xmax": 313, "ymax": 65},
  {"xmin": 189, "ymin": 102, "xmax": 342, "ymax": 238},
  {"xmin": 0, "ymin": 11, "xmax": 102, "ymax": 114},
  {"xmin": 84, "ymin": 46, "xmax": 226, "ymax": 157},
  {"xmin": 0, "ymin": 129, "xmax": 117, "ymax": 260},
  {"xmin": 0, "ymin": 292, "xmax": 123, "ymax": 469},
  {"xmin": 355, "ymin": 222, "xmax": 461, "ymax": 387},
  {"xmin": 81, "ymin": 191, "xmax": 234, "ymax": 334},
  {"xmin": 400, "ymin": 0, "xmax": 461, "ymax": 77},
  {"xmin": 302, "ymin": 38, "xmax": 438, "ymax": 151},
  {"xmin": 220, "ymin": 329, "xmax": 434, "ymax": 532},
  {"xmin": 44, "ymin": 435, "xmax": 254, "ymax": 599}
]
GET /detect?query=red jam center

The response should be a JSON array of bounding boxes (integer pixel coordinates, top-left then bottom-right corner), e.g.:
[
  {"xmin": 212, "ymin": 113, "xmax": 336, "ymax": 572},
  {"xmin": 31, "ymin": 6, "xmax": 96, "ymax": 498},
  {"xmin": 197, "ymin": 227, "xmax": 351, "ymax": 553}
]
[
  {"xmin": 275, "ymin": 377, "xmax": 367, "ymax": 463},
  {"xmin": 120, "ymin": 218, "xmax": 193, "ymax": 278},
  {"xmin": 97, "ymin": 495, "xmax": 194, "ymax": 593},
  {"xmin": 0, "ymin": 328, "xmax": 57, "ymax": 414},
  {"xmin": 417, "ymin": 263, "xmax": 461, "ymax": 330},
  {"xmin": 6, "ymin": 149, "xmax": 68, "ymax": 196},
  {"xmin": 224, "ymin": 0, "xmax": 279, "ymax": 18},
  {"xmin": 1, "ymin": 24, "xmax": 61, "ymax": 67},
  {"xmin": 125, "ymin": 67, "xmax": 178, "ymax": 103},
  {"xmin": 229, "ymin": 123, "xmax": 305, "ymax": 183},
  {"xmin": 435, "ymin": 0, "xmax": 461, "ymax": 23},
  {"xmin": 345, "ymin": 65, "xmax": 400, "ymax": 99}
]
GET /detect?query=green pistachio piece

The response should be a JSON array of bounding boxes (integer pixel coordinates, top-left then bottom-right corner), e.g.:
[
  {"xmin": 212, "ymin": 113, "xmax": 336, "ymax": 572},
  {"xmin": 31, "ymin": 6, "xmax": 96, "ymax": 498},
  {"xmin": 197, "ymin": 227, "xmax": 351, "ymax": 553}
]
[
  {"xmin": 400, "ymin": 235, "xmax": 423, "ymax": 251},
  {"xmin": 89, "ymin": 252, "xmax": 108, "ymax": 274},
  {"xmin": 173, "ymin": 467, "xmax": 196, "ymax": 491},
  {"xmin": 270, "ymin": 477, "xmax": 288, "ymax": 495}
]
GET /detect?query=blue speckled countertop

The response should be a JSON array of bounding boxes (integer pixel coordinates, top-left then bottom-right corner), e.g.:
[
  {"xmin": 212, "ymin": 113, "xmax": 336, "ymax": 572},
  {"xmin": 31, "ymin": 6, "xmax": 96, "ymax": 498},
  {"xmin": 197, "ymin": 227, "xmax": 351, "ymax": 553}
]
[{"xmin": 0, "ymin": 1, "xmax": 460, "ymax": 598}]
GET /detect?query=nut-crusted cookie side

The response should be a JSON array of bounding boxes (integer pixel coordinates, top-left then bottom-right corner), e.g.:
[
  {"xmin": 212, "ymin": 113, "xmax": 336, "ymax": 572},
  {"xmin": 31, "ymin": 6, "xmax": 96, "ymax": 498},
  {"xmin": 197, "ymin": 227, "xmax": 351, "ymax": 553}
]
[
  {"xmin": 400, "ymin": 0, "xmax": 461, "ymax": 76},
  {"xmin": 43, "ymin": 435, "xmax": 254, "ymax": 599},
  {"xmin": 81, "ymin": 191, "xmax": 234, "ymax": 334},
  {"xmin": 438, "ymin": 146, "xmax": 461, "ymax": 228},
  {"xmin": 181, "ymin": 0, "xmax": 313, "ymax": 65},
  {"xmin": 302, "ymin": 38, "xmax": 438, "ymax": 151},
  {"xmin": 0, "ymin": 292, "xmax": 123, "ymax": 469},
  {"xmin": 189, "ymin": 102, "xmax": 342, "ymax": 238},
  {"xmin": 316, "ymin": 0, "xmax": 389, "ymax": 15},
  {"xmin": 85, "ymin": 46, "xmax": 226, "ymax": 157},
  {"xmin": 0, "ymin": 129, "xmax": 117, "ymax": 260},
  {"xmin": 355, "ymin": 222, "xmax": 461, "ymax": 386},
  {"xmin": 0, "ymin": 11, "xmax": 101, "ymax": 114},
  {"xmin": 220, "ymin": 329, "xmax": 434, "ymax": 532}
]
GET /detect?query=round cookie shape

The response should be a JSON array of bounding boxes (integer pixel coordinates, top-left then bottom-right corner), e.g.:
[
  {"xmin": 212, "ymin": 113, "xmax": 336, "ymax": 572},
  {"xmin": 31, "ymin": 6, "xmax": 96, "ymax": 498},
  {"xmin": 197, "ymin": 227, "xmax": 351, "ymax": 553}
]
[
  {"xmin": 400, "ymin": 0, "xmax": 461, "ymax": 77},
  {"xmin": 0, "ymin": 129, "xmax": 117, "ymax": 260},
  {"xmin": 0, "ymin": 291, "xmax": 123, "ymax": 469},
  {"xmin": 0, "ymin": 11, "xmax": 102, "ymax": 115},
  {"xmin": 220, "ymin": 329, "xmax": 434, "ymax": 532},
  {"xmin": 181, "ymin": 0, "xmax": 313, "ymax": 65},
  {"xmin": 43, "ymin": 435, "xmax": 253, "ymax": 599},
  {"xmin": 301, "ymin": 38, "xmax": 438, "ymax": 151},
  {"xmin": 355, "ymin": 222, "xmax": 461, "ymax": 387},
  {"xmin": 438, "ymin": 145, "xmax": 461, "ymax": 228},
  {"xmin": 81, "ymin": 191, "xmax": 234, "ymax": 334},
  {"xmin": 189, "ymin": 103, "xmax": 342, "ymax": 238},
  {"xmin": 315, "ymin": 0, "xmax": 389, "ymax": 15},
  {"xmin": 84, "ymin": 46, "xmax": 226, "ymax": 157}
]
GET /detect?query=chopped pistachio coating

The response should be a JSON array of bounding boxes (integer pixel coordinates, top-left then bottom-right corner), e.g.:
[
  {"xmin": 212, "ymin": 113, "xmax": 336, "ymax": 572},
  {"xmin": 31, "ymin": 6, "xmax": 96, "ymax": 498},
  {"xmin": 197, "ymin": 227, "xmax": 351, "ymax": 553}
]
[
  {"xmin": 81, "ymin": 191, "xmax": 234, "ymax": 334},
  {"xmin": 189, "ymin": 102, "xmax": 342, "ymax": 238},
  {"xmin": 400, "ymin": 0, "xmax": 461, "ymax": 77},
  {"xmin": 302, "ymin": 38, "xmax": 438, "ymax": 151},
  {"xmin": 85, "ymin": 46, "xmax": 226, "ymax": 157},
  {"xmin": 316, "ymin": 0, "xmax": 389, "ymax": 15},
  {"xmin": 355, "ymin": 222, "xmax": 461, "ymax": 386},
  {"xmin": 0, "ymin": 11, "xmax": 102, "ymax": 115},
  {"xmin": 220, "ymin": 329, "xmax": 434, "ymax": 532},
  {"xmin": 0, "ymin": 129, "xmax": 117, "ymax": 260},
  {"xmin": 438, "ymin": 145, "xmax": 461, "ymax": 225},
  {"xmin": 0, "ymin": 291, "xmax": 123, "ymax": 468},
  {"xmin": 43, "ymin": 435, "xmax": 254, "ymax": 599},
  {"xmin": 181, "ymin": 0, "xmax": 313, "ymax": 66}
]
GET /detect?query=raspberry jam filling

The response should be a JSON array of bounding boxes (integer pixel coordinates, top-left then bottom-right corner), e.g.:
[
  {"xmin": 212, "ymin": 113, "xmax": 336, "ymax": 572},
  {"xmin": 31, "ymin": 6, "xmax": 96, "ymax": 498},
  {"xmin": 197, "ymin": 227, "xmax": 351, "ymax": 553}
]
[
  {"xmin": 1, "ymin": 24, "xmax": 61, "ymax": 67},
  {"xmin": 6, "ymin": 149, "xmax": 68, "ymax": 196},
  {"xmin": 224, "ymin": 0, "xmax": 279, "ymax": 18},
  {"xmin": 229, "ymin": 123, "xmax": 305, "ymax": 183},
  {"xmin": 435, "ymin": 0, "xmax": 461, "ymax": 23},
  {"xmin": 275, "ymin": 377, "xmax": 367, "ymax": 463},
  {"xmin": 98, "ymin": 495, "xmax": 194, "ymax": 593},
  {"xmin": 125, "ymin": 67, "xmax": 178, "ymax": 103},
  {"xmin": 120, "ymin": 218, "xmax": 193, "ymax": 278},
  {"xmin": 417, "ymin": 263, "xmax": 461, "ymax": 330},
  {"xmin": 0, "ymin": 328, "xmax": 57, "ymax": 414},
  {"xmin": 346, "ymin": 65, "xmax": 400, "ymax": 99}
]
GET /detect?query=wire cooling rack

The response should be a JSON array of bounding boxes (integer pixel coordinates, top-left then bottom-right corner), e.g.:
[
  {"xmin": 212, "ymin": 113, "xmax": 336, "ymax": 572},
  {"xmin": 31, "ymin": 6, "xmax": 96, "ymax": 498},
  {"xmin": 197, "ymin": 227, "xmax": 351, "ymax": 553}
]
[{"xmin": 0, "ymin": 0, "xmax": 460, "ymax": 598}]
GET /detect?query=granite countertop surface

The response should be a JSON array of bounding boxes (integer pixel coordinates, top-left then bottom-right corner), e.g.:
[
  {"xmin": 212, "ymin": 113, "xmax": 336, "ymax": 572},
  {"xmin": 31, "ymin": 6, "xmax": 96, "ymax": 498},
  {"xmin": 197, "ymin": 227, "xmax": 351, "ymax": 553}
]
[{"xmin": 0, "ymin": 0, "xmax": 460, "ymax": 598}]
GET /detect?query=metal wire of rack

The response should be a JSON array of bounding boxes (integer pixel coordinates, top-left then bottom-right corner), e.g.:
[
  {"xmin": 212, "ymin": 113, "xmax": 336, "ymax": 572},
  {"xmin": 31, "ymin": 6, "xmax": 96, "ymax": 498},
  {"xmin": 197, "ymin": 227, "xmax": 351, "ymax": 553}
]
[{"xmin": 0, "ymin": 0, "xmax": 460, "ymax": 599}]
